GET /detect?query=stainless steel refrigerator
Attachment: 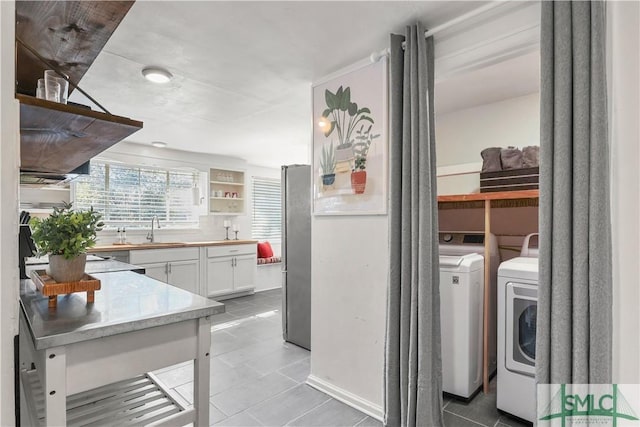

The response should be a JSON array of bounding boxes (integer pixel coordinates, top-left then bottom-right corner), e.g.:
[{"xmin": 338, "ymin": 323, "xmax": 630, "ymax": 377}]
[{"xmin": 281, "ymin": 164, "xmax": 311, "ymax": 350}]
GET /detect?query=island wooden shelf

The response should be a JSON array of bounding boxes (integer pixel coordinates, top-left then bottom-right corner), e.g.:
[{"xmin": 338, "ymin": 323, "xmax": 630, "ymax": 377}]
[
  {"xmin": 438, "ymin": 188, "xmax": 539, "ymax": 395},
  {"xmin": 17, "ymin": 94, "xmax": 143, "ymax": 174}
]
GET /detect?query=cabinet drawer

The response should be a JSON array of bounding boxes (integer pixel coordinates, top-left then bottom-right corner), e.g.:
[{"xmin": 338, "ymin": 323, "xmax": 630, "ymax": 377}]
[
  {"xmin": 130, "ymin": 247, "xmax": 199, "ymax": 264},
  {"xmin": 207, "ymin": 244, "xmax": 255, "ymax": 258}
]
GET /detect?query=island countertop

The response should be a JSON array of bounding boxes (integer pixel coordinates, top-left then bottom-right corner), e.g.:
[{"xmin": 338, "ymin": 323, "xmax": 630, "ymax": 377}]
[
  {"xmin": 91, "ymin": 239, "xmax": 258, "ymax": 252},
  {"xmin": 20, "ymin": 270, "xmax": 225, "ymax": 350}
]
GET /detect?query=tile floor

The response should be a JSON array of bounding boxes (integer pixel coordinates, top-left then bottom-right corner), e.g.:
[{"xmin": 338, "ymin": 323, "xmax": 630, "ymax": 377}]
[{"xmin": 153, "ymin": 289, "xmax": 530, "ymax": 427}]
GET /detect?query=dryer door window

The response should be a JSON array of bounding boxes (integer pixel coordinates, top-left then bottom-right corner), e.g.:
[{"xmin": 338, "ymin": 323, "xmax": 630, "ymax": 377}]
[{"xmin": 505, "ymin": 282, "xmax": 537, "ymax": 377}]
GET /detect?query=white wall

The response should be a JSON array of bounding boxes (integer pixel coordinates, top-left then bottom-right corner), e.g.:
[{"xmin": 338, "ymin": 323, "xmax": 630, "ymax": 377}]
[
  {"xmin": 435, "ymin": 92, "xmax": 540, "ymax": 195},
  {"xmin": 608, "ymin": 0, "xmax": 640, "ymax": 384},
  {"xmin": 0, "ymin": 1, "xmax": 19, "ymax": 424},
  {"xmin": 308, "ymin": 4, "xmax": 541, "ymax": 419},
  {"xmin": 310, "ymin": 216, "xmax": 388, "ymax": 418}
]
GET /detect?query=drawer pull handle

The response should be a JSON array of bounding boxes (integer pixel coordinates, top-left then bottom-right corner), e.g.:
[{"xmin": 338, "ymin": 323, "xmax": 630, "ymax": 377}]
[{"xmin": 229, "ymin": 250, "xmax": 239, "ymax": 253}]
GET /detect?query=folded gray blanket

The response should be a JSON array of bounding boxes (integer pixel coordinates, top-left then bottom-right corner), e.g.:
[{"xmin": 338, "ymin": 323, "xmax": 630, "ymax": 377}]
[
  {"xmin": 500, "ymin": 147, "xmax": 523, "ymax": 170},
  {"xmin": 522, "ymin": 146, "xmax": 540, "ymax": 168},
  {"xmin": 481, "ymin": 147, "xmax": 502, "ymax": 173}
]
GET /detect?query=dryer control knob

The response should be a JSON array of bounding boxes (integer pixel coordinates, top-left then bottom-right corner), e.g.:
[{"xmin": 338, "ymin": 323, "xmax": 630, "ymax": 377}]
[{"xmin": 443, "ymin": 234, "xmax": 453, "ymax": 242}]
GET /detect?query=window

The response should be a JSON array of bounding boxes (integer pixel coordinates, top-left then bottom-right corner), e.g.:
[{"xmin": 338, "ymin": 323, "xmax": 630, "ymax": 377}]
[
  {"xmin": 252, "ymin": 177, "xmax": 281, "ymax": 240},
  {"xmin": 74, "ymin": 161, "xmax": 200, "ymax": 228}
]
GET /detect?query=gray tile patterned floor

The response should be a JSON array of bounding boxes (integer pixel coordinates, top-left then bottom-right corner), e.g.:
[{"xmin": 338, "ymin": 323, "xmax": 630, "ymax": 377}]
[
  {"xmin": 154, "ymin": 289, "xmax": 530, "ymax": 427},
  {"xmin": 443, "ymin": 378, "xmax": 531, "ymax": 427},
  {"xmin": 153, "ymin": 289, "xmax": 379, "ymax": 427}
]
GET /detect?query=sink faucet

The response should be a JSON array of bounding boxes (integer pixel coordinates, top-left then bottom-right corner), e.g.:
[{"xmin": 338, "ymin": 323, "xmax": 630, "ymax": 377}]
[{"xmin": 146, "ymin": 216, "xmax": 161, "ymax": 243}]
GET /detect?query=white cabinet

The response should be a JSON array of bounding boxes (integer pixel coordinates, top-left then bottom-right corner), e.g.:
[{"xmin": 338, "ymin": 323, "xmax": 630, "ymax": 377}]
[
  {"xmin": 234, "ymin": 255, "xmax": 257, "ymax": 291},
  {"xmin": 207, "ymin": 257, "xmax": 235, "ymax": 295},
  {"xmin": 130, "ymin": 248, "xmax": 200, "ymax": 295},
  {"xmin": 206, "ymin": 244, "xmax": 256, "ymax": 298},
  {"xmin": 140, "ymin": 262, "xmax": 168, "ymax": 283},
  {"xmin": 168, "ymin": 259, "xmax": 200, "ymax": 294}
]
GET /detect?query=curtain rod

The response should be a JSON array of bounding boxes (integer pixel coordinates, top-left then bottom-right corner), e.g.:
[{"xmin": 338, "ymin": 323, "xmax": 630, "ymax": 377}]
[
  {"xmin": 424, "ymin": 0, "xmax": 508, "ymax": 39},
  {"xmin": 370, "ymin": 0, "xmax": 509, "ymax": 61}
]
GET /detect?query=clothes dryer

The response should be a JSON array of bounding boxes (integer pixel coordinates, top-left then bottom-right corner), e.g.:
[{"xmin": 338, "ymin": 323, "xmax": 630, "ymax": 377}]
[{"xmin": 497, "ymin": 256, "xmax": 539, "ymax": 422}]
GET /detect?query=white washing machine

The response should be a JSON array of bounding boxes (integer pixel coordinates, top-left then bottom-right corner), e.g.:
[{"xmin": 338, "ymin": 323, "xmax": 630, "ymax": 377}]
[
  {"xmin": 440, "ymin": 252, "xmax": 484, "ymax": 399},
  {"xmin": 497, "ymin": 256, "xmax": 539, "ymax": 423},
  {"xmin": 439, "ymin": 232, "xmax": 499, "ymax": 381}
]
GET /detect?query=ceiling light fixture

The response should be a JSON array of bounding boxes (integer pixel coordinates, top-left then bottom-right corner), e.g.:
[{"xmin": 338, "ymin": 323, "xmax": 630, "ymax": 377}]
[
  {"xmin": 142, "ymin": 66, "xmax": 173, "ymax": 84},
  {"xmin": 151, "ymin": 141, "xmax": 167, "ymax": 148}
]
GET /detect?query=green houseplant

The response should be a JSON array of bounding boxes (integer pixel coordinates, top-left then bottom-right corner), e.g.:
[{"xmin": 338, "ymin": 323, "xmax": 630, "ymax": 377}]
[
  {"xmin": 321, "ymin": 86, "xmax": 374, "ymax": 163},
  {"xmin": 320, "ymin": 142, "xmax": 336, "ymax": 185},
  {"xmin": 351, "ymin": 124, "xmax": 380, "ymax": 194},
  {"xmin": 30, "ymin": 202, "xmax": 104, "ymax": 282}
]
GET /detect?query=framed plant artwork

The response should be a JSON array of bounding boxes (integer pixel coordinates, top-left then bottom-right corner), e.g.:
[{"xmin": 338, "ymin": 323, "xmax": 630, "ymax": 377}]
[{"xmin": 312, "ymin": 57, "xmax": 388, "ymax": 215}]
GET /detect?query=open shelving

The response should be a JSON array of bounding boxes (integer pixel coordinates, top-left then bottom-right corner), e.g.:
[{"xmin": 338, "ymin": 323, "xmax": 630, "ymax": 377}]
[
  {"xmin": 17, "ymin": 95, "xmax": 142, "ymax": 174},
  {"xmin": 209, "ymin": 168, "xmax": 245, "ymax": 215},
  {"xmin": 15, "ymin": 1, "xmax": 142, "ymax": 175}
]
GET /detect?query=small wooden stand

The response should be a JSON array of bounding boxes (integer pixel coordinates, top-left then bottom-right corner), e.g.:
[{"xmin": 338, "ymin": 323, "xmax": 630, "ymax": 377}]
[{"xmin": 30, "ymin": 270, "xmax": 101, "ymax": 309}]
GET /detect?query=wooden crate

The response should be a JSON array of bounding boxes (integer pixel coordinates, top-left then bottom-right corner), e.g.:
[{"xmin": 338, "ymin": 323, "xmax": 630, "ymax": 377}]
[
  {"xmin": 480, "ymin": 167, "xmax": 539, "ymax": 193},
  {"xmin": 30, "ymin": 270, "xmax": 101, "ymax": 309}
]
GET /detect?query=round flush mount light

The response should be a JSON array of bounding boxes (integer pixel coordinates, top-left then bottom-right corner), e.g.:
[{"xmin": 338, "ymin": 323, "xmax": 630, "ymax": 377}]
[
  {"xmin": 142, "ymin": 66, "xmax": 173, "ymax": 84},
  {"xmin": 151, "ymin": 141, "xmax": 167, "ymax": 148}
]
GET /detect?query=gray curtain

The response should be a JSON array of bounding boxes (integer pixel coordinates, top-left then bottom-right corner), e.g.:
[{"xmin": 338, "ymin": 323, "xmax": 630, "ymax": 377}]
[
  {"xmin": 537, "ymin": 0, "xmax": 612, "ymax": 386},
  {"xmin": 384, "ymin": 23, "xmax": 442, "ymax": 427}
]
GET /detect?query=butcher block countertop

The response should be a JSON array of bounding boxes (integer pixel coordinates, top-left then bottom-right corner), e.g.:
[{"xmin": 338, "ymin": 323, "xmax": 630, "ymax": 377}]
[{"xmin": 91, "ymin": 239, "xmax": 258, "ymax": 252}]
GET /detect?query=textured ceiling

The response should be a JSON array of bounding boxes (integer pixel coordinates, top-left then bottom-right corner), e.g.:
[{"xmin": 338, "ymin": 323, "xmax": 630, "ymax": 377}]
[{"xmin": 70, "ymin": 1, "xmax": 537, "ymax": 168}]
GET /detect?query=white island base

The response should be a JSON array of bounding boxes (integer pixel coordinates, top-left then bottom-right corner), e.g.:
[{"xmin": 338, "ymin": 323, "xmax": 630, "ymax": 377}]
[{"xmin": 19, "ymin": 270, "xmax": 223, "ymax": 426}]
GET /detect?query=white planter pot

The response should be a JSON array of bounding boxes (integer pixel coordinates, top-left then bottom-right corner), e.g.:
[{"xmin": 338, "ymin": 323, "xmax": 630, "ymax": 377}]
[{"xmin": 48, "ymin": 253, "xmax": 87, "ymax": 282}]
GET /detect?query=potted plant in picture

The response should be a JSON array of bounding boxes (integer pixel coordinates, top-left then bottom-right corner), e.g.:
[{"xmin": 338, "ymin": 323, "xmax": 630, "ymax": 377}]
[
  {"xmin": 351, "ymin": 124, "xmax": 380, "ymax": 194},
  {"xmin": 320, "ymin": 141, "xmax": 336, "ymax": 186},
  {"xmin": 321, "ymin": 86, "xmax": 374, "ymax": 172},
  {"xmin": 30, "ymin": 202, "xmax": 104, "ymax": 282}
]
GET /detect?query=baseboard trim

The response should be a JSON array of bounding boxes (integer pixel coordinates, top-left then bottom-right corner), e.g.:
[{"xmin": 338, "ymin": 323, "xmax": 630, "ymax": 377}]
[
  {"xmin": 254, "ymin": 285, "xmax": 282, "ymax": 293},
  {"xmin": 306, "ymin": 374, "xmax": 384, "ymax": 422}
]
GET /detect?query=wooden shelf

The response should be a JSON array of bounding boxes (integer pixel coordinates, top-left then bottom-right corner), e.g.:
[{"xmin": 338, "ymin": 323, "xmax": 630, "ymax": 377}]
[
  {"xmin": 437, "ymin": 189, "xmax": 539, "ymax": 202},
  {"xmin": 16, "ymin": 1, "xmax": 135, "ymax": 96},
  {"xmin": 18, "ymin": 94, "xmax": 143, "ymax": 174},
  {"xmin": 210, "ymin": 197, "xmax": 244, "ymax": 201},
  {"xmin": 438, "ymin": 190, "xmax": 539, "ymax": 210}
]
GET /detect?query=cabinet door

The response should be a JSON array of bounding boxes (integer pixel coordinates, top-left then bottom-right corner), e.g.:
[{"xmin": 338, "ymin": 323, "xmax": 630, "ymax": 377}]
[
  {"xmin": 233, "ymin": 254, "xmax": 257, "ymax": 292},
  {"xmin": 139, "ymin": 262, "xmax": 168, "ymax": 283},
  {"xmin": 168, "ymin": 259, "xmax": 200, "ymax": 295},
  {"xmin": 207, "ymin": 256, "xmax": 235, "ymax": 297}
]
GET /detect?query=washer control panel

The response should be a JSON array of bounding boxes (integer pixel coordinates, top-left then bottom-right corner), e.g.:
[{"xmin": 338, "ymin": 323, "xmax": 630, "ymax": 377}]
[{"xmin": 438, "ymin": 232, "xmax": 485, "ymax": 245}]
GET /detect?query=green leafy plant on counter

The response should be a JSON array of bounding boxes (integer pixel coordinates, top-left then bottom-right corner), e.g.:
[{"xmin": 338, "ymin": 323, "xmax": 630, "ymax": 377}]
[{"xmin": 30, "ymin": 202, "xmax": 104, "ymax": 259}]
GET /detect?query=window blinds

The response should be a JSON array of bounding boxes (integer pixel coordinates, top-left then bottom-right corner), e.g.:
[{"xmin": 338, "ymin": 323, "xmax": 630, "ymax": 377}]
[
  {"xmin": 74, "ymin": 162, "xmax": 200, "ymax": 228},
  {"xmin": 252, "ymin": 177, "xmax": 281, "ymax": 240}
]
